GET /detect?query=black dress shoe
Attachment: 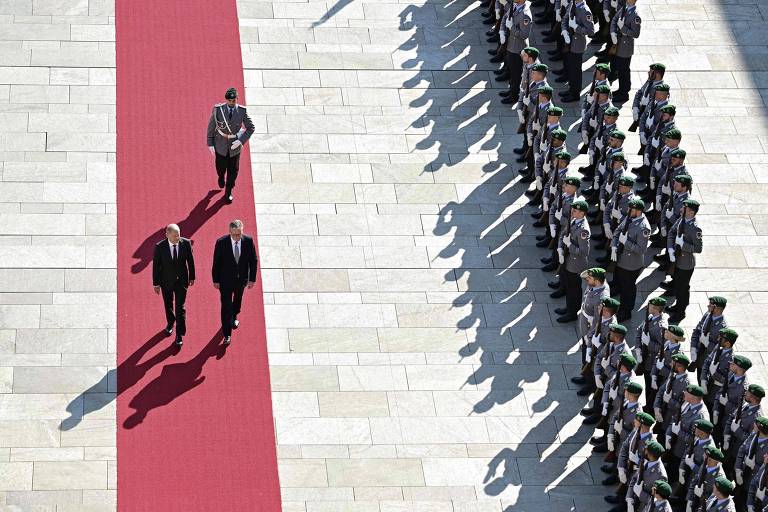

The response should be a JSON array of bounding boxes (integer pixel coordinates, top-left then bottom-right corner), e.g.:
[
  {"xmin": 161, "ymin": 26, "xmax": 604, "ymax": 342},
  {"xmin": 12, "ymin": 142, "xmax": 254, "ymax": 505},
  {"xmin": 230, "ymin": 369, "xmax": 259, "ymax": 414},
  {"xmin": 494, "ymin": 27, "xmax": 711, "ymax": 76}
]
[
  {"xmin": 232, "ymin": 318, "xmax": 240, "ymax": 329},
  {"xmin": 548, "ymin": 281, "xmax": 561, "ymax": 290},
  {"xmin": 552, "ymin": 69, "xmax": 566, "ymax": 76},
  {"xmin": 531, "ymin": 212, "xmax": 543, "ymax": 219},
  {"xmin": 164, "ymin": 324, "xmax": 174, "ymax": 336},
  {"xmin": 218, "ymin": 177, "xmax": 225, "ymax": 188},
  {"xmin": 514, "ymin": 147, "xmax": 526, "ymax": 155},
  {"xmin": 174, "ymin": 335, "xmax": 183, "ymax": 347},
  {"xmin": 581, "ymin": 406, "xmax": 596, "ymax": 415},
  {"xmin": 541, "ymin": 262, "xmax": 558, "ymax": 272},
  {"xmin": 557, "ymin": 314, "xmax": 577, "ymax": 323},
  {"xmin": 226, "ymin": 193, "xmax": 233, "ymax": 204},
  {"xmin": 483, "ymin": 17, "xmax": 494, "ymax": 24},
  {"xmin": 499, "ymin": 89, "xmax": 512, "ymax": 97},
  {"xmin": 601, "ymin": 463, "xmax": 616, "ymax": 474},
  {"xmin": 550, "ymin": 290, "xmax": 565, "ymax": 298},
  {"xmin": 516, "ymin": 155, "xmax": 526, "ymax": 163},
  {"xmin": 533, "ymin": 220, "xmax": 547, "ymax": 227},
  {"xmin": 501, "ymin": 96, "xmax": 515, "ymax": 104},
  {"xmin": 593, "ymin": 442, "xmax": 608, "ymax": 453},
  {"xmin": 604, "ymin": 495, "xmax": 623, "ymax": 505},
  {"xmin": 224, "ymin": 336, "xmax": 231, "ymax": 345},
  {"xmin": 554, "ymin": 307, "xmax": 568, "ymax": 315},
  {"xmin": 576, "ymin": 386, "xmax": 593, "ymax": 396},
  {"xmin": 536, "ymin": 239, "xmax": 551, "ymax": 248},
  {"xmin": 571, "ymin": 375, "xmax": 587, "ymax": 385},
  {"xmin": 519, "ymin": 174, "xmax": 534, "ymax": 183},
  {"xmin": 662, "ymin": 289, "xmax": 675, "ymax": 297},
  {"xmin": 525, "ymin": 188, "xmax": 536, "ymax": 197},
  {"xmin": 583, "ymin": 414, "xmax": 601, "ymax": 425},
  {"xmin": 495, "ymin": 74, "xmax": 510, "ymax": 82},
  {"xmin": 602, "ymin": 474, "xmax": 619, "ymax": 486}
]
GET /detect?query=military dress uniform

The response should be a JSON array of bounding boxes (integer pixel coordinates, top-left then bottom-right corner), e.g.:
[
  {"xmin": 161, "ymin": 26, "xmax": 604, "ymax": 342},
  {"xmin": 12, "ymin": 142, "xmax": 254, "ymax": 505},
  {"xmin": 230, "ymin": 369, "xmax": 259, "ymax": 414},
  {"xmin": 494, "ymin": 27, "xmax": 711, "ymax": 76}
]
[
  {"xmin": 702, "ymin": 346, "xmax": 734, "ymax": 408},
  {"xmin": 206, "ymin": 88, "xmax": 256, "ymax": 203},
  {"xmin": 713, "ymin": 368, "xmax": 750, "ymax": 430},
  {"xmin": 582, "ymin": 301, "xmax": 618, "ymax": 396},
  {"xmin": 666, "ymin": 202, "xmax": 703, "ymax": 322},
  {"xmin": 610, "ymin": 205, "xmax": 651, "ymax": 321},
  {"xmin": 627, "ymin": 448, "xmax": 668, "ymax": 509},
  {"xmin": 584, "ymin": 108, "xmax": 619, "ymax": 184},
  {"xmin": 579, "ymin": 275, "xmax": 611, "ymax": 341},
  {"xmin": 598, "ymin": 149, "xmax": 629, "ymax": 220},
  {"xmin": 653, "ymin": 365, "xmax": 690, "ymax": 437},
  {"xmin": 580, "ymin": 65, "xmax": 610, "ymax": 129},
  {"xmin": 560, "ymin": 0, "xmax": 595, "ymax": 101},
  {"xmin": 687, "ymin": 448, "xmax": 726, "ymax": 512},
  {"xmin": 630, "ymin": 64, "xmax": 665, "ymax": 133},
  {"xmin": 724, "ymin": 398, "xmax": 762, "ymax": 458},
  {"xmin": 665, "ymin": 399, "xmax": 706, "ymax": 474},
  {"xmin": 690, "ymin": 304, "xmax": 728, "ymax": 378},
  {"xmin": 638, "ymin": 83, "xmax": 671, "ymax": 153},
  {"xmin": 634, "ymin": 304, "xmax": 668, "ymax": 406},
  {"xmin": 580, "ymin": 86, "xmax": 612, "ymax": 148},
  {"xmin": 558, "ymin": 201, "xmax": 591, "ymax": 319},
  {"xmin": 655, "ymin": 152, "xmax": 688, "ymax": 214},
  {"xmin": 502, "ymin": 1, "xmax": 532, "ymax": 92},
  {"xmin": 748, "ymin": 463, "xmax": 768, "ymax": 512},
  {"xmin": 640, "ymin": 107, "xmax": 676, "ymax": 185},
  {"xmin": 607, "ymin": 381, "xmax": 643, "ymax": 455},
  {"xmin": 678, "ymin": 420, "xmax": 714, "ymax": 496},
  {"xmin": 735, "ymin": 431, "xmax": 768, "ymax": 493},
  {"xmin": 701, "ymin": 495, "xmax": 737, "ymax": 512},
  {"xmin": 596, "ymin": 333, "xmax": 629, "ymax": 392},
  {"xmin": 658, "ymin": 187, "xmax": 689, "ymax": 242},
  {"xmin": 618, "ymin": 420, "xmax": 656, "ymax": 487},
  {"xmin": 608, "ymin": 1, "xmax": 641, "ymax": 101}
]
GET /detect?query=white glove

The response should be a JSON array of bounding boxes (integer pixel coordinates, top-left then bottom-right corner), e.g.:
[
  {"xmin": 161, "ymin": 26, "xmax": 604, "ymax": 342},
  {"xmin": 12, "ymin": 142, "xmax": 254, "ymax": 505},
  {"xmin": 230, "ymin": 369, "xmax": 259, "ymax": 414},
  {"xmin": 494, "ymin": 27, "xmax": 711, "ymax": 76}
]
[
  {"xmin": 581, "ymin": 130, "xmax": 590, "ymax": 145},
  {"xmin": 523, "ymin": 96, "xmax": 530, "ymax": 107},
  {"xmin": 641, "ymin": 331, "xmax": 650, "ymax": 346},
  {"xmin": 619, "ymin": 232, "xmax": 627, "ymax": 245},
  {"xmin": 678, "ymin": 465, "xmax": 686, "ymax": 484},
  {"xmin": 695, "ymin": 485, "xmax": 704, "ymax": 498},
  {"xmin": 550, "ymin": 182, "xmax": 557, "ymax": 193},
  {"xmin": 618, "ymin": 467, "xmax": 627, "ymax": 484},
  {"xmin": 617, "ymin": 17, "xmax": 624, "ymax": 28},
  {"xmin": 671, "ymin": 422, "xmax": 680, "ymax": 435},
  {"xmin": 655, "ymin": 409, "xmax": 663, "ymax": 423},
  {"xmin": 589, "ymin": 117, "xmax": 597, "ymax": 128},
  {"xmin": 661, "ymin": 183, "xmax": 671, "ymax": 195},
  {"xmin": 634, "ymin": 346, "xmax": 643, "ymax": 363},
  {"xmin": 626, "ymin": 498, "xmax": 635, "ymax": 512},
  {"xmin": 736, "ymin": 469, "xmax": 744, "ymax": 486},
  {"xmin": 550, "ymin": 224, "xmax": 557, "ymax": 238},
  {"xmin": 603, "ymin": 223, "xmax": 611, "ymax": 237},
  {"xmin": 535, "ymin": 176, "xmax": 543, "ymax": 190},
  {"xmin": 632, "ymin": 106, "xmax": 639, "ymax": 121},
  {"xmin": 632, "ymin": 482, "xmax": 643, "ymax": 497},
  {"xmin": 643, "ymin": 154, "xmax": 650, "ymax": 166},
  {"xmin": 651, "ymin": 137, "xmax": 660, "ymax": 148},
  {"xmin": 558, "ymin": 248, "xmax": 565, "ymax": 264},
  {"xmin": 563, "ymin": 236, "xmax": 571, "ymax": 248},
  {"xmin": 208, "ymin": 146, "xmax": 215, "ymax": 155},
  {"xmin": 651, "ymin": 375, "xmax": 658, "ymax": 390},
  {"xmin": 603, "ymin": 8, "xmax": 610, "ymax": 21},
  {"xmin": 602, "ymin": 402, "xmax": 609, "ymax": 416},
  {"xmin": 640, "ymin": 95, "xmax": 649, "ymax": 107},
  {"xmin": 569, "ymin": 17, "xmax": 577, "ymax": 29},
  {"xmin": 595, "ymin": 374, "xmax": 604, "ymax": 389},
  {"xmin": 517, "ymin": 109, "xmax": 525, "ymax": 123},
  {"xmin": 556, "ymin": 9, "xmax": 562, "ymax": 21},
  {"xmin": 596, "ymin": 138, "xmax": 604, "ymax": 149},
  {"xmin": 230, "ymin": 139, "xmax": 242, "ymax": 150},
  {"xmin": 555, "ymin": 210, "xmax": 562, "ymax": 221},
  {"xmin": 611, "ymin": 246, "xmax": 618, "ymax": 262},
  {"xmin": 586, "ymin": 346, "xmax": 593, "ymax": 362},
  {"xmin": 611, "ymin": 209, "xmax": 621, "ymax": 220},
  {"xmin": 562, "ymin": 30, "xmax": 571, "ymax": 44},
  {"xmin": 655, "ymin": 196, "xmax": 662, "ymax": 210},
  {"xmin": 499, "ymin": 33, "xmax": 507, "ymax": 45},
  {"xmin": 611, "ymin": 32, "xmax": 618, "ymax": 45},
  {"xmin": 505, "ymin": 17, "xmax": 513, "ymax": 29},
  {"xmin": 668, "ymin": 251, "xmax": 676, "ymax": 263},
  {"xmin": 527, "ymin": 133, "xmax": 533, "ymax": 145},
  {"xmin": 645, "ymin": 116, "xmax": 653, "ymax": 129},
  {"xmin": 748, "ymin": 506, "xmax": 755, "ymax": 512},
  {"xmin": 665, "ymin": 208, "xmax": 673, "ymax": 219},
  {"xmin": 675, "ymin": 234, "xmax": 684, "ymax": 247}
]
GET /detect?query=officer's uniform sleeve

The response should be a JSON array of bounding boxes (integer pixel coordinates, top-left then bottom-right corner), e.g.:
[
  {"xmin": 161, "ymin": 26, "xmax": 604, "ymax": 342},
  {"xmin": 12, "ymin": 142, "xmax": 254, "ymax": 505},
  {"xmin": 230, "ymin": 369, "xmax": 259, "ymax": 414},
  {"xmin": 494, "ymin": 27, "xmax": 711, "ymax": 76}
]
[
  {"xmin": 576, "ymin": 7, "xmax": 595, "ymax": 35},
  {"xmin": 207, "ymin": 107, "xmax": 217, "ymax": 146},
  {"xmin": 624, "ymin": 12, "xmax": 641, "ymax": 38},
  {"xmin": 684, "ymin": 225, "xmax": 703, "ymax": 254},
  {"xmin": 238, "ymin": 107, "xmax": 256, "ymax": 143},
  {"xmin": 624, "ymin": 222, "xmax": 649, "ymax": 255}
]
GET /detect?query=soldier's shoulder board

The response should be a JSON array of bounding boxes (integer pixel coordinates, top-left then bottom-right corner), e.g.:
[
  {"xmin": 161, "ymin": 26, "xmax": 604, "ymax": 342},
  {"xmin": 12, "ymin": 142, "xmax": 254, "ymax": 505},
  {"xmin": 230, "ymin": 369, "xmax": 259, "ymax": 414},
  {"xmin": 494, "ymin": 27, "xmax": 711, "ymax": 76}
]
[{"xmin": 214, "ymin": 102, "xmax": 224, "ymax": 107}]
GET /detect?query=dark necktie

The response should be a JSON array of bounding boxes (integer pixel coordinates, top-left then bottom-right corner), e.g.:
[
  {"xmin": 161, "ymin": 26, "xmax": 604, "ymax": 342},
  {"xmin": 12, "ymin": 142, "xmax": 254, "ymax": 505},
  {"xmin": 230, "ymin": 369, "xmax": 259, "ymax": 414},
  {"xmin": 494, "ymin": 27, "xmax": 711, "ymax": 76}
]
[
  {"xmin": 228, "ymin": 107, "xmax": 234, "ymax": 120},
  {"xmin": 172, "ymin": 244, "xmax": 178, "ymax": 262}
]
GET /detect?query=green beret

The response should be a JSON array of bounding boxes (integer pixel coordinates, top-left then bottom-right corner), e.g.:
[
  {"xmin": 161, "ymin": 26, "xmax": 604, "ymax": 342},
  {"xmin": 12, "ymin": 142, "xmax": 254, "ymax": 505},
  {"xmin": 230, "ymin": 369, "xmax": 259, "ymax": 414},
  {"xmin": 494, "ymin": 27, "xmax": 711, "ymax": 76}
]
[
  {"xmin": 610, "ymin": 130, "xmax": 626, "ymax": 140},
  {"xmin": 609, "ymin": 323, "xmax": 628, "ymax": 335},
  {"xmin": 583, "ymin": 267, "xmax": 606, "ymax": 280},
  {"xmin": 551, "ymin": 128, "xmax": 568, "ymax": 141},
  {"xmin": 628, "ymin": 198, "xmax": 646, "ymax": 210},
  {"xmin": 649, "ymin": 297, "xmax": 667, "ymax": 307},
  {"xmin": 522, "ymin": 47, "xmax": 540, "ymax": 58},
  {"xmin": 706, "ymin": 446, "xmax": 725, "ymax": 462},
  {"xmin": 660, "ymin": 105, "xmax": 676, "ymax": 115},
  {"xmin": 672, "ymin": 353, "xmax": 691, "ymax": 366},
  {"xmin": 595, "ymin": 63, "xmax": 611, "ymax": 73},
  {"xmin": 714, "ymin": 476, "xmax": 735, "ymax": 495},
  {"xmin": 224, "ymin": 87, "xmax": 238, "ymax": 99},
  {"xmin": 650, "ymin": 63, "xmax": 666, "ymax": 72},
  {"xmin": 664, "ymin": 128, "xmax": 682, "ymax": 140},
  {"xmin": 673, "ymin": 174, "xmax": 692, "ymax": 186},
  {"xmin": 620, "ymin": 353, "xmax": 638, "ymax": 370},
  {"xmin": 718, "ymin": 328, "xmax": 738, "ymax": 342},
  {"xmin": 733, "ymin": 354, "xmax": 752, "ymax": 371},
  {"xmin": 695, "ymin": 418, "xmax": 714, "ymax": 433},
  {"xmin": 655, "ymin": 83, "xmax": 671, "ymax": 92},
  {"xmin": 748, "ymin": 384, "xmax": 765, "ymax": 399},
  {"xmin": 667, "ymin": 325, "xmax": 685, "ymax": 338},
  {"xmin": 547, "ymin": 106, "xmax": 564, "ymax": 116},
  {"xmin": 645, "ymin": 440, "xmax": 665, "ymax": 457},
  {"xmin": 636, "ymin": 411, "xmax": 655, "ymax": 426},
  {"xmin": 625, "ymin": 380, "xmax": 643, "ymax": 394},
  {"xmin": 555, "ymin": 151, "xmax": 572, "ymax": 162},
  {"xmin": 611, "ymin": 153, "xmax": 626, "ymax": 163},
  {"xmin": 669, "ymin": 148, "xmax": 686, "ymax": 158},
  {"xmin": 617, "ymin": 175, "xmax": 635, "ymax": 187},
  {"xmin": 603, "ymin": 297, "xmax": 620, "ymax": 309},
  {"xmin": 538, "ymin": 86, "xmax": 554, "ymax": 96},
  {"xmin": 571, "ymin": 200, "xmax": 589, "ymax": 212},
  {"xmin": 654, "ymin": 480, "xmax": 672, "ymax": 498},
  {"xmin": 757, "ymin": 417, "xmax": 768, "ymax": 431},
  {"xmin": 531, "ymin": 63, "xmax": 548, "ymax": 73},
  {"xmin": 563, "ymin": 176, "xmax": 581, "ymax": 187},
  {"xmin": 594, "ymin": 84, "xmax": 611, "ymax": 94},
  {"xmin": 709, "ymin": 296, "xmax": 727, "ymax": 308},
  {"xmin": 686, "ymin": 384, "xmax": 705, "ymax": 397},
  {"xmin": 683, "ymin": 199, "xmax": 700, "ymax": 211},
  {"xmin": 604, "ymin": 106, "xmax": 620, "ymax": 117}
]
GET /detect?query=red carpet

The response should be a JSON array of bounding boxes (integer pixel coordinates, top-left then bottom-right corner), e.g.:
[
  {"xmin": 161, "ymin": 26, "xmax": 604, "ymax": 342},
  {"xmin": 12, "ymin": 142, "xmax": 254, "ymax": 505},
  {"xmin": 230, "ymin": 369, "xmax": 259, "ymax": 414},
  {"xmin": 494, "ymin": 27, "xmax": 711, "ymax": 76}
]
[{"xmin": 116, "ymin": 1, "xmax": 281, "ymax": 510}]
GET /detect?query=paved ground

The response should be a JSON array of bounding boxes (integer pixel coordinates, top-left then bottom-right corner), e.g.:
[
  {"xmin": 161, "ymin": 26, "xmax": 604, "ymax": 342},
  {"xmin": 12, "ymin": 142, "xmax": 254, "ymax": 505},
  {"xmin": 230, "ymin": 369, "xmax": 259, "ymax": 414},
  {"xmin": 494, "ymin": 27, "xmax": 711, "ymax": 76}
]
[{"xmin": 1, "ymin": 0, "xmax": 768, "ymax": 510}]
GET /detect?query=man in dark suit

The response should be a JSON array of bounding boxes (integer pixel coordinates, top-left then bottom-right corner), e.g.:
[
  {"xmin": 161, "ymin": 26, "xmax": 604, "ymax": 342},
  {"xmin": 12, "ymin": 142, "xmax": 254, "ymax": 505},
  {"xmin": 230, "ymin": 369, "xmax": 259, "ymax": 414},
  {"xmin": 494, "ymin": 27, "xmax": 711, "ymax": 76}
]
[
  {"xmin": 211, "ymin": 219, "xmax": 258, "ymax": 345},
  {"xmin": 206, "ymin": 87, "xmax": 256, "ymax": 204},
  {"xmin": 152, "ymin": 224, "xmax": 196, "ymax": 347}
]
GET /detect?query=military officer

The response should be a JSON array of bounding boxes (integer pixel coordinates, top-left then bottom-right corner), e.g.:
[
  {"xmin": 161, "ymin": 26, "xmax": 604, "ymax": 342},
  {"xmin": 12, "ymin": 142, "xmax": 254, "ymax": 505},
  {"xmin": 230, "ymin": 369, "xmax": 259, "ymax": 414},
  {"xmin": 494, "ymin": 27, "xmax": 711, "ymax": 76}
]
[
  {"xmin": 724, "ymin": 385, "xmax": 764, "ymax": 461},
  {"xmin": 621, "ymin": 440, "xmax": 668, "ymax": 512},
  {"xmin": 499, "ymin": 0, "xmax": 532, "ymax": 92},
  {"xmin": 713, "ymin": 355, "xmax": 752, "ymax": 436},
  {"xmin": 603, "ymin": 382, "xmax": 646, "ymax": 495},
  {"xmin": 597, "ymin": 170, "xmax": 635, "ymax": 256},
  {"xmin": 579, "ymin": 84, "xmax": 613, "ymax": 152},
  {"xmin": 577, "ymin": 296, "xmax": 620, "ymax": 398},
  {"xmin": 704, "ymin": 476, "xmax": 737, "ymax": 511},
  {"xmin": 685, "ymin": 446, "xmax": 726, "ymax": 512},
  {"xmin": 639, "ymin": 129, "xmax": 683, "ymax": 206},
  {"xmin": 652, "ymin": 173, "xmax": 691, "ymax": 249},
  {"xmin": 573, "ymin": 267, "xmax": 611, "ymax": 369},
  {"xmin": 630, "ymin": 63, "xmax": 666, "ymax": 134},
  {"xmin": 593, "ymin": 356, "xmax": 640, "ymax": 451},
  {"xmin": 642, "ymin": 480, "xmax": 673, "ymax": 512},
  {"xmin": 532, "ymin": 106, "xmax": 564, "ymax": 172},
  {"xmin": 585, "ymin": 129, "xmax": 625, "ymax": 210},
  {"xmin": 530, "ymin": 128, "xmax": 567, "ymax": 206},
  {"xmin": 653, "ymin": 354, "xmax": 692, "ymax": 445},
  {"xmin": 206, "ymin": 87, "xmax": 256, "ymax": 204},
  {"xmin": 554, "ymin": 200, "xmax": 591, "ymax": 322},
  {"xmin": 610, "ymin": 411, "xmax": 657, "ymax": 493},
  {"xmin": 633, "ymin": 296, "xmax": 669, "ymax": 408},
  {"xmin": 542, "ymin": 175, "xmax": 581, "ymax": 271},
  {"xmin": 514, "ymin": 63, "xmax": 549, "ymax": 157},
  {"xmin": 665, "ymin": 384, "xmax": 707, "ymax": 482},
  {"xmin": 581, "ymin": 106, "xmax": 620, "ymax": 185},
  {"xmin": 638, "ymin": 105, "xmax": 677, "ymax": 188},
  {"xmin": 664, "ymin": 198, "xmax": 703, "ymax": 323},
  {"xmin": 690, "ymin": 297, "xmax": 729, "ymax": 378},
  {"xmin": 580, "ymin": 63, "xmax": 611, "ymax": 130},
  {"xmin": 587, "ymin": 322, "xmax": 630, "ymax": 424},
  {"xmin": 521, "ymin": 86, "xmax": 555, "ymax": 179},
  {"xmin": 503, "ymin": 46, "xmax": 539, "ymax": 101},
  {"xmin": 610, "ymin": 198, "xmax": 651, "ymax": 321},
  {"xmin": 534, "ymin": 149, "xmax": 570, "ymax": 234},
  {"xmin": 559, "ymin": 0, "xmax": 595, "ymax": 102},
  {"xmin": 747, "ymin": 452, "xmax": 768, "ymax": 512},
  {"xmin": 735, "ymin": 418, "xmax": 768, "ymax": 506},
  {"xmin": 701, "ymin": 328, "xmax": 739, "ymax": 408},
  {"xmin": 676, "ymin": 419, "xmax": 715, "ymax": 499},
  {"xmin": 638, "ymin": 82, "xmax": 671, "ymax": 155},
  {"xmin": 654, "ymin": 147, "xmax": 688, "ymax": 222},
  {"xmin": 608, "ymin": 0, "xmax": 641, "ymax": 103}
]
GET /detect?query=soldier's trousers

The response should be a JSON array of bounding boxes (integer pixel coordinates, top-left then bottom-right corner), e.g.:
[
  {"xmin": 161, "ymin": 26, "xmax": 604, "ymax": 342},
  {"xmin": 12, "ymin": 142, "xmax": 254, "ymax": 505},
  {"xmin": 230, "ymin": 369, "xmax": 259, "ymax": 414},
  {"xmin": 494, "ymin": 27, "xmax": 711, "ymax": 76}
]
[
  {"xmin": 613, "ymin": 266, "xmax": 642, "ymax": 318},
  {"xmin": 643, "ymin": 372, "xmax": 657, "ymax": 414},
  {"xmin": 563, "ymin": 269, "xmax": 582, "ymax": 315},
  {"xmin": 215, "ymin": 152, "xmax": 240, "ymax": 192},
  {"xmin": 670, "ymin": 266, "xmax": 694, "ymax": 314},
  {"xmin": 609, "ymin": 55, "xmax": 632, "ymax": 95},
  {"xmin": 505, "ymin": 52, "xmax": 524, "ymax": 94},
  {"xmin": 563, "ymin": 52, "xmax": 584, "ymax": 96}
]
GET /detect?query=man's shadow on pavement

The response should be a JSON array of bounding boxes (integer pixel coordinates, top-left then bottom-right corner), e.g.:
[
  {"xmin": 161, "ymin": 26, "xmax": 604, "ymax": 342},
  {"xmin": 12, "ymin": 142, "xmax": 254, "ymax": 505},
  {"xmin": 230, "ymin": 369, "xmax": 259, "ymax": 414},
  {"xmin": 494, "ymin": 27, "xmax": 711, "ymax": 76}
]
[
  {"xmin": 130, "ymin": 189, "xmax": 226, "ymax": 274},
  {"xmin": 59, "ymin": 331, "xmax": 226, "ymax": 431}
]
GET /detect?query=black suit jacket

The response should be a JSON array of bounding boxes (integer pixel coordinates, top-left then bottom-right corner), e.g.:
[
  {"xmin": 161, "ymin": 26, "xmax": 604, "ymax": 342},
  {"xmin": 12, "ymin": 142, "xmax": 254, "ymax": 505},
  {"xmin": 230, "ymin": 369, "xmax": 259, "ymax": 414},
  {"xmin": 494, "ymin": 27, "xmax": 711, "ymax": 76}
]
[
  {"xmin": 152, "ymin": 238, "xmax": 196, "ymax": 289},
  {"xmin": 211, "ymin": 235, "xmax": 258, "ymax": 288}
]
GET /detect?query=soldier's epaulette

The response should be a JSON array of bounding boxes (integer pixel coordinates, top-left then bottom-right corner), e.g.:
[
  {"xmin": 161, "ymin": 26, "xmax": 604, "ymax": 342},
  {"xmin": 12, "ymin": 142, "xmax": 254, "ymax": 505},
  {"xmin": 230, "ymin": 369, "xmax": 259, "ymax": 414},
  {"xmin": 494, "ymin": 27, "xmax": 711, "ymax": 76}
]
[{"xmin": 215, "ymin": 102, "xmax": 225, "ymax": 107}]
